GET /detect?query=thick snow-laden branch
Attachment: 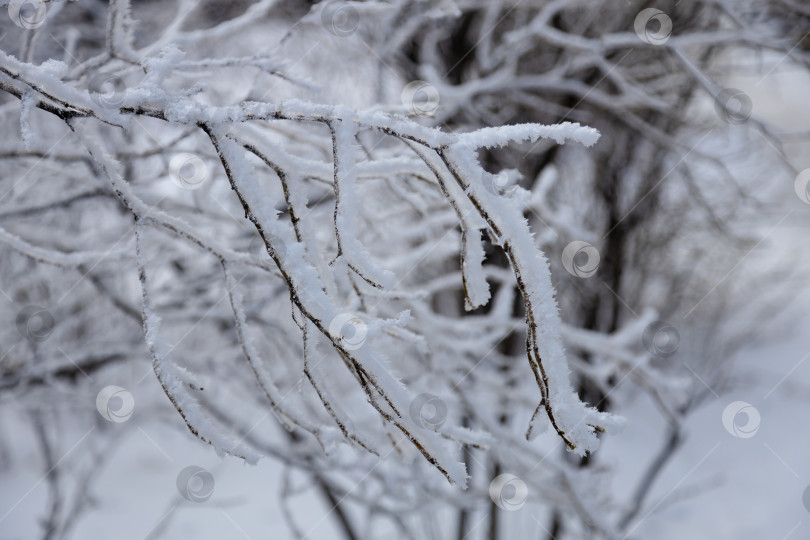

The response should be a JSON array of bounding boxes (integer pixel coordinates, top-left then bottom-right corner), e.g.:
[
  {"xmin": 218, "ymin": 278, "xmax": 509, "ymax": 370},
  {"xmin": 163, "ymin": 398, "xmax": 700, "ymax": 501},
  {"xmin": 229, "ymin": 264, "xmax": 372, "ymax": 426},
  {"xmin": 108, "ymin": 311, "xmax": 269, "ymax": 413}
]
[
  {"xmin": 455, "ymin": 122, "xmax": 600, "ymax": 150},
  {"xmin": 436, "ymin": 144, "xmax": 625, "ymax": 454}
]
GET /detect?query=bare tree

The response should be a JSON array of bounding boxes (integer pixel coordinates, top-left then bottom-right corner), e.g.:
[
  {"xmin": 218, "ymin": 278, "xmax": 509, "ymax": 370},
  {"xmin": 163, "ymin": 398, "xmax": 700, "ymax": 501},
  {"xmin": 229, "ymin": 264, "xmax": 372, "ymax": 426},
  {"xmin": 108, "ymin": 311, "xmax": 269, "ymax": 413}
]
[
  {"xmin": 372, "ymin": 0, "xmax": 808, "ymax": 537},
  {"xmin": 0, "ymin": 1, "xmax": 806, "ymax": 539}
]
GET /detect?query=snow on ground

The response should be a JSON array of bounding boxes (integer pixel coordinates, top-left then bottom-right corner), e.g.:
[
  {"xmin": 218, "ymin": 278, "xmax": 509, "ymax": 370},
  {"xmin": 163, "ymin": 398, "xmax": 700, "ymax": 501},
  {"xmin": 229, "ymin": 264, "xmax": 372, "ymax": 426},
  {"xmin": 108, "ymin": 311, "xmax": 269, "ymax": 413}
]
[
  {"xmin": 2, "ymin": 312, "xmax": 808, "ymax": 539},
  {"xmin": 608, "ymin": 327, "xmax": 810, "ymax": 539}
]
